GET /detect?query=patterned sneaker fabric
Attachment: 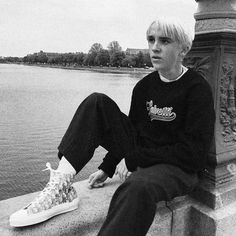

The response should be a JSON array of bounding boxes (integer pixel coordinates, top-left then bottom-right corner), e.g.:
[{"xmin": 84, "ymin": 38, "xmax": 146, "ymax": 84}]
[{"xmin": 26, "ymin": 163, "xmax": 78, "ymax": 214}]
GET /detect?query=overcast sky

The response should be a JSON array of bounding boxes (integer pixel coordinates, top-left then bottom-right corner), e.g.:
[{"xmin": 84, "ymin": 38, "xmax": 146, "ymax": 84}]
[{"xmin": 1, "ymin": 0, "xmax": 197, "ymax": 57}]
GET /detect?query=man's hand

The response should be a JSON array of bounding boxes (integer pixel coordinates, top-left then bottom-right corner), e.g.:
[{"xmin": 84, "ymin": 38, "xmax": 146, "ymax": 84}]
[
  {"xmin": 115, "ymin": 158, "xmax": 131, "ymax": 181},
  {"xmin": 88, "ymin": 170, "xmax": 108, "ymax": 189}
]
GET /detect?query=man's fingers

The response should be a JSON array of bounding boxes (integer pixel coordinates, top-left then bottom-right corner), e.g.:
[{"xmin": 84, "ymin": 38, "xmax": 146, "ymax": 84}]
[
  {"xmin": 91, "ymin": 182, "xmax": 105, "ymax": 188},
  {"xmin": 88, "ymin": 176, "xmax": 105, "ymax": 189},
  {"xmin": 115, "ymin": 161, "xmax": 131, "ymax": 181},
  {"xmin": 88, "ymin": 179, "xmax": 96, "ymax": 189},
  {"xmin": 89, "ymin": 175, "xmax": 98, "ymax": 186},
  {"xmin": 88, "ymin": 174, "xmax": 95, "ymax": 183},
  {"xmin": 118, "ymin": 170, "xmax": 131, "ymax": 181}
]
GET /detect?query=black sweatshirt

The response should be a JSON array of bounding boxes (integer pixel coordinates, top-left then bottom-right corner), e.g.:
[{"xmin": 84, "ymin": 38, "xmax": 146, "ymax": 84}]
[{"xmin": 100, "ymin": 69, "xmax": 215, "ymax": 176}]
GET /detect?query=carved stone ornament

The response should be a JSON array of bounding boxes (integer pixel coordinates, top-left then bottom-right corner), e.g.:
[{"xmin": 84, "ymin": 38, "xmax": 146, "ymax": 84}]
[
  {"xmin": 183, "ymin": 56, "xmax": 211, "ymax": 80},
  {"xmin": 195, "ymin": 18, "xmax": 236, "ymax": 34},
  {"xmin": 220, "ymin": 59, "xmax": 236, "ymax": 143}
]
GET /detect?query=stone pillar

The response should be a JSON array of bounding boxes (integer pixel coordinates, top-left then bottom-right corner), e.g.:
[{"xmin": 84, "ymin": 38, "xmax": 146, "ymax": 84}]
[{"xmin": 182, "ymin": 1, "xmax": 236, "ymax": 234}]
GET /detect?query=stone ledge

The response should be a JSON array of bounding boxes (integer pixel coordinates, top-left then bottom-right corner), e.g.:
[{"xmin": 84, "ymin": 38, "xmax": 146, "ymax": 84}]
[
  {"xmin": 0, "ymin": 176, "xmax": 187, "ymax": 236},
  {"xmin": 189, "ymin": 199, "xmax": 236, "ymax": 236}
]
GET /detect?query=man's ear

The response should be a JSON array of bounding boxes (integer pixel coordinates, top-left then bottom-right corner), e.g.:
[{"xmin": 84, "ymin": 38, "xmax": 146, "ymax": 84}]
[{"xmin": 179, "ymin": 46, "xmax": 189, "ymax": 58}]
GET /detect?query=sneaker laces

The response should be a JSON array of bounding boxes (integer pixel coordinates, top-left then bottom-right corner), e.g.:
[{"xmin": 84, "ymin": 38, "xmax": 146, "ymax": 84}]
[
  {"xmin": 28, "ymin": 163, "xmax": 68, "ymax": 210},
  {"xmin": 42, "ymin": 162, "xmax": 53, "ymax": 172}
]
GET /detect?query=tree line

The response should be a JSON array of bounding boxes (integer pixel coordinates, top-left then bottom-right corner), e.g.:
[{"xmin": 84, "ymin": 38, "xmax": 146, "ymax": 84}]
[{"xmin": 0, "ymin": 41, "xmax": 152, "ymax": 68}]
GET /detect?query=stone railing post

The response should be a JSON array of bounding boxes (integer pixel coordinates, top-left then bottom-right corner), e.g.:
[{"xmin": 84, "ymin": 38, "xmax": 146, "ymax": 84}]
[{"xmin": 185, "ymin": 0, "xmax": 236, "ymax": 210}]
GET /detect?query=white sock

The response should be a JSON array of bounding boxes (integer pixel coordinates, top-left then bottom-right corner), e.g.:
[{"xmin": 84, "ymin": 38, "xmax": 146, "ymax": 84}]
[{"xmin": 57, "ymin": 156, "xmax": 76, "ymax": 175}]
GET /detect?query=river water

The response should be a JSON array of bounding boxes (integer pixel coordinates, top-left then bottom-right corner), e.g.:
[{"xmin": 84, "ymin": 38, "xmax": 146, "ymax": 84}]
[{"xmin": 0, "ymin": 64, "xmax": 147, "ymax": 201}]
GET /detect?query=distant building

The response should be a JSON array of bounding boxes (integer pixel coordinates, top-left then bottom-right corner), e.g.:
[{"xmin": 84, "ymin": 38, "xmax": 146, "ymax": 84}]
[
  {"xmin": 27, "ymin": 51, "xmax": 60, "ymax": 57},
  {"xmin": 44, "ymin": 52, "xmax": 60, "ymax": 57},
  {"xmin": 125, "ymin": 48, "xmax": 149, "ymax": 55}
]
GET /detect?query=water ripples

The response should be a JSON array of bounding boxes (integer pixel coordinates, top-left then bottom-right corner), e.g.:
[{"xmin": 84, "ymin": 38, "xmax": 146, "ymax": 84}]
[{"xmin": 0, "ymin": 64, "xmax": 141, "ymax": 200}]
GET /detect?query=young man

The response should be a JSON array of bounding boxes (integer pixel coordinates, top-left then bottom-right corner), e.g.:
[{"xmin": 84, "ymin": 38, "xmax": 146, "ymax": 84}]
[{"xmin": 10, "ymin": 17, "xmax": 215, "ymax": 236}]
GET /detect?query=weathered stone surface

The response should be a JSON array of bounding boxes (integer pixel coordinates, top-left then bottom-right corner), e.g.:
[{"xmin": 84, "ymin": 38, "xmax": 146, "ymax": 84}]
[
  {"xmin": 2, "ymin": 176, "xmax": 236, "ymax": 236},
  {"xmin": 188, "ymin": 199, "xmax": 236, "ymax": 236},
  {"xmin": 0, "ymin": 177, "xmax": 173, "ymax": 236},
  {"xmin": 167, "ymin": 196, "xmax": 193, "ymax": 236},
  {"xmin": 195, "ymin": 18, "xmax": 236, "ymax": 34},
  {"xmin": 195, "ymin": 0, "xmax": 236, "ymax": 21},
  {"xmin": 148, "ymin": 205, "xmax": 172, "ymax": 236}
]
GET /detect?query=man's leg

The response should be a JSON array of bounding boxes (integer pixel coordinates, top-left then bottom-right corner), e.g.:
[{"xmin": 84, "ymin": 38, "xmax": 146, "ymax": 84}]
[
  {"xmin": 58, "ymin": 92, "xmax": 137, "ymax": 174},
  {"xmin": 10, "ymin": 93, "xmax": 137, "ymax": 227},
  {"xmin": 98, "ymin": 164, "xmax": 198, "ymax": 236}
]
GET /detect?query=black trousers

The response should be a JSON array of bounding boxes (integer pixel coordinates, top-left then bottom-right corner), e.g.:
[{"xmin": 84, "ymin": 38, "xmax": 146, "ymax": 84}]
[{"xmin": 58, "ymin": 93, "xmax": 198, "ymax": 236}]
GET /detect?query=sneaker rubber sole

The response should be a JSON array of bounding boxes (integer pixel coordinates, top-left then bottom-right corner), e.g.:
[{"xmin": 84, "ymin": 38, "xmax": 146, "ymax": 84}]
[{"xmin": 9, "ymin": 197, "xmax": 80, "ymax": 227}]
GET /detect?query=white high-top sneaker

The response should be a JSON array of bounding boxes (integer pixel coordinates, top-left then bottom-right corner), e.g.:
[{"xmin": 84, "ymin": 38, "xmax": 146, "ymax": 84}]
[{"xmin": 9, "ymin": 163, "xmax": 79, "ymax": 227}]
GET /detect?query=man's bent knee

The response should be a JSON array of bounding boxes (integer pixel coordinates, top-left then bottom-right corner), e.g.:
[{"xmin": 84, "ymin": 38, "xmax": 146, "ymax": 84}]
[{"xmin": 87, "ymin": 92, "xmax": 109, "ymax": 101}]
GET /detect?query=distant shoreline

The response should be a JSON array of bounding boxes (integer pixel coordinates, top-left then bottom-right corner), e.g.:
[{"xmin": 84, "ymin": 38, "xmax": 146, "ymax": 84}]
[{"xmin": 4, "ymin": 62, "xmax": 154, "ymax": 75}]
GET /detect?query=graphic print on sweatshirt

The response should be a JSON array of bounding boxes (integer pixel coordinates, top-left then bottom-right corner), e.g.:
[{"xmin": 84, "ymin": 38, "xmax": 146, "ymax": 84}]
[{"xmin": 146, "ymin": 100, "xmax": 176, "ymax": 122}]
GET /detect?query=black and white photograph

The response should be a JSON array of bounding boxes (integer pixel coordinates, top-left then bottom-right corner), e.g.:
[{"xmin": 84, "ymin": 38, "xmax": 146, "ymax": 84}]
[{"xmin": 1, "ymin": 0, "xmax": 236, "ymax": 235}]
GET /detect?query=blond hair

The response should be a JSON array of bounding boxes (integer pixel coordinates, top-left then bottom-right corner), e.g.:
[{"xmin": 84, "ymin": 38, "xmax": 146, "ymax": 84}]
[{"xmin": 146, "ymin": 17, "xmax": 194, "ymax": 53}]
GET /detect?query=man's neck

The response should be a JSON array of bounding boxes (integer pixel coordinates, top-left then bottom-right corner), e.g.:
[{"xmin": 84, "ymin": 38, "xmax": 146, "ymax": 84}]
[
  {"xmin": 159, "ymin": 66, "xmax": 188, "ymax": 83},
  {"xmin": 159, "ymin": 65, "xmax": 183, "ymax": 81}
]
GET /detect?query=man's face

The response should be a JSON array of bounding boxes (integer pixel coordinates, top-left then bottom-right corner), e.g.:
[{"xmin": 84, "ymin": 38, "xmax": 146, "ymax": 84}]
[{"xmin": 147, "ymin": 25, "xmax": 184, "ymax": 74}]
